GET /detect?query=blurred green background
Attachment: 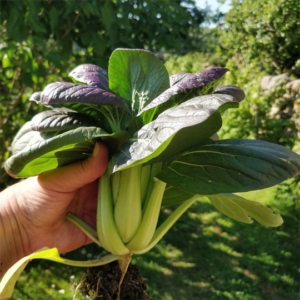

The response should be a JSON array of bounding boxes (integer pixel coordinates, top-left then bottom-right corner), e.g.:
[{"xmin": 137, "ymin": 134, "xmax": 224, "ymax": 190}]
[{"xmin": 0, "ymin": 0, "xmax": 299, "ymax": 299}]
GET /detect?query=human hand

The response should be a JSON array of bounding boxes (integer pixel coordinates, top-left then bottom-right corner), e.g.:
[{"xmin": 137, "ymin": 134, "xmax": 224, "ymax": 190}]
[{"xmin": 0, "ymin": 143, "xmax": 108, "ymax": 275}]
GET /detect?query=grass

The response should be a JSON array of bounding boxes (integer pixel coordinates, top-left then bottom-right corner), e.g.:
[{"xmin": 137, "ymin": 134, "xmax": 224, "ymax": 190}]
[{"xmin": 11, "ymin": 187, "xmax": 300, "ymax": 300}]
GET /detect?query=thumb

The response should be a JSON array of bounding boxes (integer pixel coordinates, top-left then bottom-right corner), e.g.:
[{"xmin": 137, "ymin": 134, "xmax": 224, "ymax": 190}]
[{"xmin": 38, "ymin": 142, "xmax": 108, "ymax": 193}]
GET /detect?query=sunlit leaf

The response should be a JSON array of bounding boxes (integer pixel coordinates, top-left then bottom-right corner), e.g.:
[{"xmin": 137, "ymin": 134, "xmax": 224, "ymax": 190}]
[
  {"xmin": 0, "ymin": 247, "xmax": 120, "ymax": 300},
  {"xmin": 69, "ymin": 64, "xmax": 109, "ymax": 90},
  {"xmin": 208, "ymin": 193, "xmax": 283, "ymax": 226},
  {"xmin": 108, "ymin": 48, "xmax": 170, "ymax": 115}
]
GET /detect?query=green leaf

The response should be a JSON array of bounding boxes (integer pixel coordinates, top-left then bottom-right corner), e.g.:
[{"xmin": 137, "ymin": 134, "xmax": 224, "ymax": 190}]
[
  {"xmin": 111, "ymin": 93, "xmax": 239, "ymax": 172},
  {"xmin": 162, "ymin": 185, "xmax": 195, "ymax": 206},
  {"xmin": 5, "ymin": 124, "xmax": 110, "ymax": 177},
  {"xmin": 2, "ymin": 54, "xmax": 11, "ymax": 68},
  {"xmin": 0, "ymin": 248, "xmax": 120, "ymax": 300},
  {"xmin": 157, "ymin": 139, "xmax": 300, "ymax": 195},
  {"xmin": 27, "ymin": 1, "xmax": 47, "ymax": 34},
  {"xmin": 6, "ymin": 7, "xmax": 25, "ymax": 42},
  {"xmin": 49, "ymin": 6, "xmax": 60, "ymax": 32},
  {"xmin": 108, "ymin": 49, "xmax": 170, "ymax": 115},
  {"xmin": 208, "ymin": 193, "xmax": 283, "ymax": 227}
]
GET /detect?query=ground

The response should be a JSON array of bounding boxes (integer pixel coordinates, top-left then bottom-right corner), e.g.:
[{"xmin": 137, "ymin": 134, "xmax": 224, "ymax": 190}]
[{"xmin": 12, "ymin": 186, "xmax": 300, "ymax": 300}]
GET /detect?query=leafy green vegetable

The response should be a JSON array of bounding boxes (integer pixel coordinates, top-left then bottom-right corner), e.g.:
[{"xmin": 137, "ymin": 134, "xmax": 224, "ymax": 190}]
[{"xmin": 2, "ymin": 48, "xmax": 300, "ymax": 299}]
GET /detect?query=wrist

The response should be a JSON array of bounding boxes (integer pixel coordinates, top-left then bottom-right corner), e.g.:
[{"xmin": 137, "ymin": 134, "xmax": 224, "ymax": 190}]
[{"xmin": 0, "ymin": 184, "xmax": 29, "ymax": 276}]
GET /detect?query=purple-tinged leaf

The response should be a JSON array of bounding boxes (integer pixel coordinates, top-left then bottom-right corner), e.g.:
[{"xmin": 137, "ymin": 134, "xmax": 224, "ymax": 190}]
[
  {"xmin": 40, "ymin": 82, "xmax": 129, "ymax": 112},
  {"xmin": 31, "ymin": 109, "xmax": 100, "ymax": 132},
  {"xmin": 214, "ymin": 85, "xmax": 245, "ymax": 102},
  {"xmin": 169, "ymin": 73, "xmax": 189, "ymax": 86},
  {"xmin": 29, "ymin": 91, "xmax": 42, "ymax": 102},
  {"xmin": 69, "ymin": 64, "xmax": 109, "ymax": 90},
  {"xmin": 139, "ymin": 67, "xmax": 229, "ymax": 123}
]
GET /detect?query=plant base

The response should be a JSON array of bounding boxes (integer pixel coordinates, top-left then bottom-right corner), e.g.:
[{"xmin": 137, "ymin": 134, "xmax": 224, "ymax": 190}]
[{"xmin": 80, "ymin": 262, "xmax": 150, "ymax": 300}]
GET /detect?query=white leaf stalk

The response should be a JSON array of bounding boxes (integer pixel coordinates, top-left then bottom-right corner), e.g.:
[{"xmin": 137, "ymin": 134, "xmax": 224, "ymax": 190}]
[
  {"xmin": 97, "ymin": 172, "xmax": 129, "ymax": 255},
  {"xmin": 114, "ymin": 166, "xmax": 142, "ymax": 243},
  {"xmin": 127, "ymin": 179, "xmax": 166, "ymax": 251},
  {"xmin": 95, "ymin": 163, "xmax": 198, "ymax": 257}
]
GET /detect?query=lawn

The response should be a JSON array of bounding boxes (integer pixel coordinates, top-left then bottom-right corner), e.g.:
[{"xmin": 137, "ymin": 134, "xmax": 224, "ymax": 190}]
[{"xmin": 12, "ymin": 187, "xmax": 299, "ymax": 300}]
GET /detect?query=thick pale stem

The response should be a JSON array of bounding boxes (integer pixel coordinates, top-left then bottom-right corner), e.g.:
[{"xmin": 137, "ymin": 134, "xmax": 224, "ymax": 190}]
[
  {"xmin": 111, "ymin": 171, "xmax": 121, "ymax": 205},
  {"xmin": 132, "ymin": 196, "xmax": 199, "ymax": 254},
  {"xmin": 97, "ymin": 172, "xmax": 129, "ymax": 255},
  {"xmin": 141, "ymin": 165, "xmax": 151, "ymax": 205},
  {"xmin": 127, "ymin": 179, "xmax": 166, "ymax": 251},
  {"xmin": 114, "ymin": 166, "xmax": 142, "ymax": 243},
  {"xmin": 65, "ymin": 212, "xmax": 101, "ymax": 246},
  {"xmin": 143, "ymin": 162, "xmax": 162, "ymax": 213}
]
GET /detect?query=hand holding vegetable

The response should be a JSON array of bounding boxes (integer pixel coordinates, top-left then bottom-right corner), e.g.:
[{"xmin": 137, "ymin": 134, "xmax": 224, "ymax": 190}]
[{"xmin": 0, "ymin": 143, "xmax": 108, "ymax": 275}]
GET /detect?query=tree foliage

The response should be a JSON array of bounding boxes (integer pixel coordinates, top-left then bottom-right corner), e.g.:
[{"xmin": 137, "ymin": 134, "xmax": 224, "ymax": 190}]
[{"xmin": 222, "ymin": 0, "xmax": 300, "ymax": 74}]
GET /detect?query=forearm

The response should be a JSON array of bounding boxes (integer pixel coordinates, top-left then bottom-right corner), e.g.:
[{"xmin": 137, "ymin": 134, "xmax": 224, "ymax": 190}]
[{"xmin": 0, "ymin": 185, "xmax": 29, "ymax": 276}]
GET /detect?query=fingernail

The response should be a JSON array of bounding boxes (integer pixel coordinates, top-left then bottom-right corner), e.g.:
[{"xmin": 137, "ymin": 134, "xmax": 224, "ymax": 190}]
[{"xmin": 92, "ymin": 142, "xmax": 99, "ymax": 158}]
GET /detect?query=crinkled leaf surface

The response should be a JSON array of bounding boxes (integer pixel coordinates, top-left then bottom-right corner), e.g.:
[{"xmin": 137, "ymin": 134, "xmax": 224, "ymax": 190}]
[
  {"xmin": 111, "ymin": 93, "xmax": 239, "ymax": 172},
  {"xmin": 214, "ymin": 85, "xmax": 245, "ymax": 102},
  {"xmin": 108, "ymin": 48, "xmax": 170, "ymax": 115},
  {"xmin": 5, "ymin": 124, "xmax": 110, "ymax": 177},
  {"xmin": 41, "ymin": 82, "xmax": 129, "ymax": 112},
  {"xmin": 169, "ymin": 73, "xmax": 189, "ymax": 86},
  {"xmin": 157, "ymin": 139, "xmax": 300, "ymax": 195},
  {"xmin": 208, "ymin": 193, "xmax": 283, "ymax": 226},
  {"xmin": 69, "ymin": 64, "xmax": 109, "ymax": 90},
  {"xmin": 0, "ymin": 247, "xmax": 120, "ymax": 300},
  {"xmin": 139, "ymin": 67, "xmax": 228, "ymax": 123},
  {"xmin": 31, "ymin": 108, "xmax": 100, "ymax": 132},
  {"xmin": 162, "ymin": 185, "xmax": 195, "ymax": 207}
]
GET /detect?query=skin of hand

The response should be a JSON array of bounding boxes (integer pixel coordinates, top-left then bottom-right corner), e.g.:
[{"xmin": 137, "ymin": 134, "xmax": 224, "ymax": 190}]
[{"xmin": 0, "ymin": 143, "xmax": 108, "ymax": 276}]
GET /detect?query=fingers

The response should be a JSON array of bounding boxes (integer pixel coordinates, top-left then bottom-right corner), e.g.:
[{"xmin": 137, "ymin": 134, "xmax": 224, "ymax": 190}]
[{"xmin": 38, "ymin": 142, "xmax": 108, "ymax": 193}]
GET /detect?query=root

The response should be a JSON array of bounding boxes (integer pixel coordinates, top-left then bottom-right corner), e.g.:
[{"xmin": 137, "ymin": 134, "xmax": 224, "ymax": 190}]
[
  {"xmin": 79, "ymin": 257, "xmax": 149, "ymax": 299},
  {"xmin": 117, "ymin": 254, "xmax": 132, "ymax": 300},
  {"xmin": 72, "ymin": 273, "xmax": 86, "ymax": 300}
]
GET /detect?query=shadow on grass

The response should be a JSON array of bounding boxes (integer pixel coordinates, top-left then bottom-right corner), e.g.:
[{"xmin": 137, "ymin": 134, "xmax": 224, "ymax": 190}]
[
  {"xmin": 133, "ymin": 200, "xmax": 300, "ymax": 300},
  {"xmin": 13, "ymin": 200, "xmax": 299, "ymax": 300}
]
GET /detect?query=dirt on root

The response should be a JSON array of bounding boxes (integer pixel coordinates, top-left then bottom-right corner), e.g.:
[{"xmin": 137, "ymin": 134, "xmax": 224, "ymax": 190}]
[{"xmin": 80, "ymin": 261, "xmax": 150, "ymax": 300}]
